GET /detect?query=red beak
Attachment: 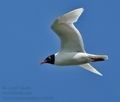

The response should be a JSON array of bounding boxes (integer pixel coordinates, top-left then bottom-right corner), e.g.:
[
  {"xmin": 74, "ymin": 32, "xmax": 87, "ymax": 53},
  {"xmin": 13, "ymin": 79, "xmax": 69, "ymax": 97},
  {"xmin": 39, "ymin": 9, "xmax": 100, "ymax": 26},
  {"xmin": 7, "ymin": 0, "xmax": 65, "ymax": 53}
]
[{"xmin": 40, "ymin": 60, "xmax": 47, "ymax": 64}]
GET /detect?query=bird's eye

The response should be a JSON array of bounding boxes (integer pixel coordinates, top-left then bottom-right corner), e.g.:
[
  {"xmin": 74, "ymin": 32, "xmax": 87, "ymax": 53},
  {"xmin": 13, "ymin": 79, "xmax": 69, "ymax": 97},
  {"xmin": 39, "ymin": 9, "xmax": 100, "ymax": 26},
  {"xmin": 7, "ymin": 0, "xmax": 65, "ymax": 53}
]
[{"xmin": 48, "ymin": 56, "xmax": 51, "ymax": 60}]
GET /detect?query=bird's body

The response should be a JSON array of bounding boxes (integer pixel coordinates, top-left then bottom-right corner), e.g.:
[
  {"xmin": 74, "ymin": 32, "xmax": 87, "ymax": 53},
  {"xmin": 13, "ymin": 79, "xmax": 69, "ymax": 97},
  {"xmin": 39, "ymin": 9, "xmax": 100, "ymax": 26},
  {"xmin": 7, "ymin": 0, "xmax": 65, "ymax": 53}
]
[
  {"xmin": 41, "ymin": 8, "xmax": 108, "ymax": 76},
  {"xmin": 55, "ymin": 52, "xmax": 107, "ymax": 66},
  {"xmin": 55, "ymin": 52, "xmax": 89, "ymax": 66}
]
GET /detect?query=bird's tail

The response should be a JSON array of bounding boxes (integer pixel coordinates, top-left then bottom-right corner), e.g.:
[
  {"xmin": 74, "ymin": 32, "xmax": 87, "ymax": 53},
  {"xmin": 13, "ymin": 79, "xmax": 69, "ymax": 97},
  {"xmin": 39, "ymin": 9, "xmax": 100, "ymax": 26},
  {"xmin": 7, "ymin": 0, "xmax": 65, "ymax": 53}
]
[
  {"xmin": 79, "ymin": 54, "xmax": 108, "ymax": 76},
  {"xmin": 89, "ymin": 55, "xmax": 108, "ymax": 62}
]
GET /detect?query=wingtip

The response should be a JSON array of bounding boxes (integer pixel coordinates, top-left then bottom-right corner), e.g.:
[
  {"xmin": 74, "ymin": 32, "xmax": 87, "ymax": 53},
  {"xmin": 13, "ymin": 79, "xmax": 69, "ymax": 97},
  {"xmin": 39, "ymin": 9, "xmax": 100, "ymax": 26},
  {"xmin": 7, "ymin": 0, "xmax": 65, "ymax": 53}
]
[
  {"xmin": 98, "ymin": 73, "xmax": 103, "ymax": 76},
  {"xmin": 81, "ymin": 8, "xmax": 84, "ymax": 11},
  {"xmin": 95, "ymin": 71, "xmax": 103, "ymax": 76},
  {"xmin": 76, "ymin": 8, "xmax": 84, "ymax": 12},
  {"xmin": 80, "ymin": 64, "xmax": 103, "ymax": 77}
]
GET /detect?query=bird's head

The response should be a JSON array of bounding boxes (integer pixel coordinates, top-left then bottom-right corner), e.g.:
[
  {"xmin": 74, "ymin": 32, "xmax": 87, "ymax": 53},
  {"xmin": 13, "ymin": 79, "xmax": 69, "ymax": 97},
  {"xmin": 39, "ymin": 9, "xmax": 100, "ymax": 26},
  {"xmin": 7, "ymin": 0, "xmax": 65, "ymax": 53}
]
[{"xmin": 41, "ymin": 54, "xmax": 55, "ymax": 64}]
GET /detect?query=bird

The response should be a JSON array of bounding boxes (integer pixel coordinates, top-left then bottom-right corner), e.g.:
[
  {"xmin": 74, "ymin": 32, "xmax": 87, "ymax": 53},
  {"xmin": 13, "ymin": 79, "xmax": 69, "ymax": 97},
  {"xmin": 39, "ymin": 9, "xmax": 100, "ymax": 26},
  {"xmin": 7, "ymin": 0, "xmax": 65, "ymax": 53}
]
[{"xmin": 41, "ymin": 8, "xmax": 108, "ymax": 76}]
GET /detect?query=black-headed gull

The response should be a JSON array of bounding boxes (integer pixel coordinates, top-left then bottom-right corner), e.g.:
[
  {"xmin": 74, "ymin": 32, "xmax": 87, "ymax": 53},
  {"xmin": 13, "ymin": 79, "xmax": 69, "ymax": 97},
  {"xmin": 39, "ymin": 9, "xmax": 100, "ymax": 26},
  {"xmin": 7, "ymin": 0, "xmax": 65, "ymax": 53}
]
[{"xmin": 41, "ymin": 8, "xmax": 108, "ymax": 76}]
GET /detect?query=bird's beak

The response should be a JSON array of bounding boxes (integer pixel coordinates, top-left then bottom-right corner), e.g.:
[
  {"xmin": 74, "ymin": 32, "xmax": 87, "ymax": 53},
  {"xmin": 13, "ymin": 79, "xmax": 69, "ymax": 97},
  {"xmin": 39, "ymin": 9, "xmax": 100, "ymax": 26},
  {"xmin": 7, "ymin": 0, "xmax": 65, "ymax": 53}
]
[{"xmin": 40, "ymin": 60, "xmax": 47, "ymax": 64}]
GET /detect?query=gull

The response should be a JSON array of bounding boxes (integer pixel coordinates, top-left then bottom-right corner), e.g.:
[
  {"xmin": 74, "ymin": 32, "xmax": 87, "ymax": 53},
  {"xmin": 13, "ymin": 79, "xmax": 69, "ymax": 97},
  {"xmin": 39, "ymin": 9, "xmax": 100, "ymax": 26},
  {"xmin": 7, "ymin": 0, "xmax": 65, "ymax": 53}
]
[{"xmin": 41, "ymin": 8, "xmax": 108, "ymax": 76}]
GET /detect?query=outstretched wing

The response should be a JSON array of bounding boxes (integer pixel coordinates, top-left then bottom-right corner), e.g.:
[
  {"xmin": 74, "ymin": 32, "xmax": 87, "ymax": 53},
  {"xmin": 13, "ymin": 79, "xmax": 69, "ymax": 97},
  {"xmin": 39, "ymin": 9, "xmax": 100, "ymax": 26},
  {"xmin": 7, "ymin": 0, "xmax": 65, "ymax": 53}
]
[
  {"xmin": 80, "ymin": 63, "xmax": 103, "ymax": 76},
  {"xmin": 51, "ymin": 8, "xmax": 85, "ymax": 52}
]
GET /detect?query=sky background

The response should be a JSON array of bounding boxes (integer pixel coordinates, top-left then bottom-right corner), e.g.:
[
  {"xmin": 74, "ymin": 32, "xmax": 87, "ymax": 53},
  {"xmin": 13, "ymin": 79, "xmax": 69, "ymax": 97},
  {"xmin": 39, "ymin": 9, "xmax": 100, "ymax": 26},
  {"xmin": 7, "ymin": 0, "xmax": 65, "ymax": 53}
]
[{"xmin": 0, "ymin": 0, "xmax": 120, "ymax": 102}]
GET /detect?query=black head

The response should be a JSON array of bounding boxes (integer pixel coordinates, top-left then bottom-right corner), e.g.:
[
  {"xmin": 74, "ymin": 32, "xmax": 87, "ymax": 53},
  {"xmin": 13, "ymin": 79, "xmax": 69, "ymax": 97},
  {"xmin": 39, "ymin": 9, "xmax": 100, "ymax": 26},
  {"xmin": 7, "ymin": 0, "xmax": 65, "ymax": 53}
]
[{"xmin": 41, "ymin": 54, "xmax": 55, "ymax": 64}]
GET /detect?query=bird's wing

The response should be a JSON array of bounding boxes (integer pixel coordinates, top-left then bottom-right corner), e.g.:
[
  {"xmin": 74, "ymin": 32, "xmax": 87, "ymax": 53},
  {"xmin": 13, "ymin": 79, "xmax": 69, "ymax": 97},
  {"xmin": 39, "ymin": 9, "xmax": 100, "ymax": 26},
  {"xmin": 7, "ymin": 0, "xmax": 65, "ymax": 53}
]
[
  {"xmin": 80, "ymin": 63, "xmax": 103, "ymax": 76},
  {"xmin": 51, "ymin": 8, "xmax": 85, "ymax": 52}
]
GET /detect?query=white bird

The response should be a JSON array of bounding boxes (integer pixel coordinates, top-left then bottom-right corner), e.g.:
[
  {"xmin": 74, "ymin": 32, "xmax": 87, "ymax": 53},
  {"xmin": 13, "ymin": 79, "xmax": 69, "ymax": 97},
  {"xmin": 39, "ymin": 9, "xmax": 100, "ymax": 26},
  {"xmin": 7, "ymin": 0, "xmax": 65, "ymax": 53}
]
[{"xmin": 41, "ymin": 8, "xmax": 108, "ymax": 76}]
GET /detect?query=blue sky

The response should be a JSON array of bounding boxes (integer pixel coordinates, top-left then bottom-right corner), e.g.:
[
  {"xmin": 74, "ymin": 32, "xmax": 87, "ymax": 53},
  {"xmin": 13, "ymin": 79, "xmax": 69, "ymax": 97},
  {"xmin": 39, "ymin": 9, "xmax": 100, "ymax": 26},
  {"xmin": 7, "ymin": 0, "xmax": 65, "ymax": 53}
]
[{"xmin": 0, "ymin": 0, "xmax": 120, "ymax": 102}]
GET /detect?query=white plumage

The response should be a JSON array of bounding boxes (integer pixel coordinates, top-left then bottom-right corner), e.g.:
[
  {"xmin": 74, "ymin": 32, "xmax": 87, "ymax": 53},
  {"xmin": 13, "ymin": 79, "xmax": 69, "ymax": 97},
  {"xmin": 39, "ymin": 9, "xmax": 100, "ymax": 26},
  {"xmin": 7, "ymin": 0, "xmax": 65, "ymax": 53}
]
[
  {"xmin": 51, "ymin": 8, "xmax": 85, "ymax": 52},
  {"xmin": 41, "ymin": 8, "xmax": 108, "ymax": 76}
]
